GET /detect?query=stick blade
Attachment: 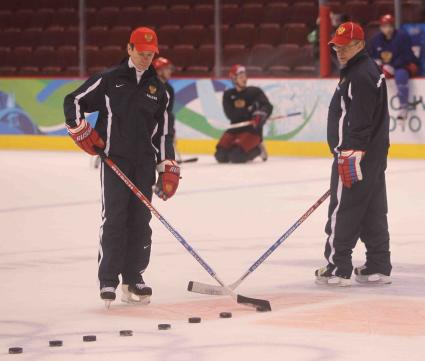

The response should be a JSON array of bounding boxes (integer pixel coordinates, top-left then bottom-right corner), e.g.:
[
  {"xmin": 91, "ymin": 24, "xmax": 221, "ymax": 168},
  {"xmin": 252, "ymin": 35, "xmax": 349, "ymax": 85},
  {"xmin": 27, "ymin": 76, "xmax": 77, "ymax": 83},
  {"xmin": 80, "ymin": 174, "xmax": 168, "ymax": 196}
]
[
  {"xmin": 187, "ymin": 281, "xmax": 227, "ymax": 295},
  {"xmin": 237, "ymin": 294, "xmax": 272, "ymax": 312}
]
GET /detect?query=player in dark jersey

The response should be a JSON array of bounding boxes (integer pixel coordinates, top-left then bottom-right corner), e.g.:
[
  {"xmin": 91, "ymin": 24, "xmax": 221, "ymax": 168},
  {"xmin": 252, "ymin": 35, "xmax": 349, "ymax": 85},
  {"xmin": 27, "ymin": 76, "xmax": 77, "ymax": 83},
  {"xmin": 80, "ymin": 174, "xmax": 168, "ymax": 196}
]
[{"xmin": 215, "ymin": 65, "xmax": 273, "ymax": 163}]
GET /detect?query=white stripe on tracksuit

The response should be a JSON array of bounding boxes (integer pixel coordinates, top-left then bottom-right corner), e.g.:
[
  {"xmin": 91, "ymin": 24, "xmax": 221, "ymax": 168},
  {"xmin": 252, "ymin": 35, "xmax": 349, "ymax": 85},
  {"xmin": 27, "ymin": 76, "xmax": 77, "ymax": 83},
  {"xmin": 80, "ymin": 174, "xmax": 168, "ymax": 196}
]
[
  {"xmin": 98, "ymin": 162, "xmax": 106, "ymax": 282},
  {"xmin": 104, "ymin": 95, "xmax": 112, "ymax": 156},
  {"xmin": 328, "ymin": 85, "xmax": 351, "ymax": 268},
  {"xmin": 73, "ymin": 78, "xmax": 102, "ymax": 125},
  {"xmin": 159, "ymin": 92, "xmax": 170, "ymax": 161}
]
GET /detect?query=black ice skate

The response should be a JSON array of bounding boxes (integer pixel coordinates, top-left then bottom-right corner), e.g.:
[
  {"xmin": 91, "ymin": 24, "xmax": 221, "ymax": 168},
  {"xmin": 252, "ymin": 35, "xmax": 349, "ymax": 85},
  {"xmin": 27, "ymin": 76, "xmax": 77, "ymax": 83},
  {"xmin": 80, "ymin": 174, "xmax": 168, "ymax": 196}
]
[
  {"xmin": 100, "ymin": 287, "xmax": 116, "ymax": 309},
  {"xmin": 315, "ymin": 265, "xmax": 351, "ymax": 287},
  {"xmin": 122, "ymin": 282, "xmax": 152, "ymax": 305},
  {"xmin": 258, "ymin": 143, "xmax": 268, "ymax": 162},
  {"xmin": 354, "ymin": 266, "xmax": 391, "ymax": 285}
]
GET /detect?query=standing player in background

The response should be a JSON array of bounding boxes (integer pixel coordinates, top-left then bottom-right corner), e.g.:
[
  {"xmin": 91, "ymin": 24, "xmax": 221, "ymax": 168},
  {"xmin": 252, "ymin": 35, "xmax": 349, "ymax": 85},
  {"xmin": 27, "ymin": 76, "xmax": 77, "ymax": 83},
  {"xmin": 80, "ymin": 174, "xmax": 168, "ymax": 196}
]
[
  {"xmin": 368, "ymin": 14, "xmax": 420, "ymax": 120},
  {"xmin": 215, "ymin": 65, "xmax": 273, "ymax": 163},
  {"xmin": 64, "ymin": 27, "xmax": 180, "ymax": 307},
  {"xmin": 316, "ymin": 22, "xmax": 391, "ymax": 286}
]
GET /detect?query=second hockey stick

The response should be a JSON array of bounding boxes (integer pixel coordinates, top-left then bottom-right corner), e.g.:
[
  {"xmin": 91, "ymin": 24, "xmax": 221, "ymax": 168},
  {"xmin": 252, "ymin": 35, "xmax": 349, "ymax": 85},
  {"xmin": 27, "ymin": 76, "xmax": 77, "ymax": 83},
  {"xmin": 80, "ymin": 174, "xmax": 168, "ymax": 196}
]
[
  {"xmin": 188, "ymin": 189, "xmax": 331, "ymax": 295},
  {"xmin": 227, "ymin": 111, "xmax": 302, "ymax": 130},
  {"xmin": 97, "ymin": 149, "xmax": 271, "ymax": 311}
]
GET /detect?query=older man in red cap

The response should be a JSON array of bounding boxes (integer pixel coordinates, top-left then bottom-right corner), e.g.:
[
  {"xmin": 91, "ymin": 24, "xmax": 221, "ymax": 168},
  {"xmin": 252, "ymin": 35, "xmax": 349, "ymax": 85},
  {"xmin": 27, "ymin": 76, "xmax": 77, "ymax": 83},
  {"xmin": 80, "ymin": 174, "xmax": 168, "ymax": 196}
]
[
  {"xmin": 315, "ymin": 22, "xmax": 392, "ymax": 287},
  {"xmin": 64, "ymin": 27, "xmax": 180, "ymax": 307}
]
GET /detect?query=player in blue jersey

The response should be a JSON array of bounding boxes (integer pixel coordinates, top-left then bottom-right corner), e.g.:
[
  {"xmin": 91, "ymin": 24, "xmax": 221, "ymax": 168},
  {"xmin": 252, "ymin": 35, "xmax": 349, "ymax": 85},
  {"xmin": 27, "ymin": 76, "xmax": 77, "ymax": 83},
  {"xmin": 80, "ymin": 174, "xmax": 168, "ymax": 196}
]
[{"xmin": 368, "ymin": 14, "xmax": 420, "ymax": 120}]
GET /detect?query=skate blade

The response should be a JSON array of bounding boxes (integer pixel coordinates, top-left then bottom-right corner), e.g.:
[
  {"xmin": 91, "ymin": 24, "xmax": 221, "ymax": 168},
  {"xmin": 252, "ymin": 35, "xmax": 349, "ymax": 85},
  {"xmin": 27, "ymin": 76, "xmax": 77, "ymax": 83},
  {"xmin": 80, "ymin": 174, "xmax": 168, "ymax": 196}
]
[
  {"xmin": 315, "ymin": 277, "xmax": 351, "ymax": 287},
  {"xmin": 121, "ymin": 294, "xmax": 151, "ymax": 305},
  {"xmin": 355, "ymin": 275, "xmax": 391, "ymax": 285},
  {"xmin": 104, "ymin": 300, "xmax": 112, "ymax": 309}
]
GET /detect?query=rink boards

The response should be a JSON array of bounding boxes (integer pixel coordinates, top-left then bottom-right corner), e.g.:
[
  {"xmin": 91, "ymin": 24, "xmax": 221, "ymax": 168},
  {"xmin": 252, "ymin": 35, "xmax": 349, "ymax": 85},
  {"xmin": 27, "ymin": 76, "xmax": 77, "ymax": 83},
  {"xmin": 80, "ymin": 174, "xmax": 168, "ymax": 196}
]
[{"xmin": 0, "ymin": 77, "xmax": 424, "ymax": 158}]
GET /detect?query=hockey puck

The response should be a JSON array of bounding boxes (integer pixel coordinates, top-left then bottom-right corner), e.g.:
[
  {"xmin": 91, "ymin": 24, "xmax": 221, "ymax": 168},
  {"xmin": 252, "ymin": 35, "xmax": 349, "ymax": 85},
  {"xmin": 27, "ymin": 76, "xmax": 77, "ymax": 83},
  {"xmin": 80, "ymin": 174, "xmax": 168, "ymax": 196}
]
[
  {"xmin": 158, "ymin": 324, "xmax": 171, "ymax": 330},
  {"xmin": 119, "ymin": 330, "xmax": 133, "ymax": 337},
  {"xmin": 49, "ymin": 340, "xmax": 63, "ymax": 347},
  {"xmin": 83, "ymin": 335, "xmax": 96, "ymax": 342},
  {"xmin": 219, "ymin": 312, "xmax": 232, "ymax": 319},
  {"xmin": 188, "ymin": 317, "xmax": 201, "ymax": 324},
  {"xmin": 8, "ymin": 347, "xmax": 23, "ymax": 354}
]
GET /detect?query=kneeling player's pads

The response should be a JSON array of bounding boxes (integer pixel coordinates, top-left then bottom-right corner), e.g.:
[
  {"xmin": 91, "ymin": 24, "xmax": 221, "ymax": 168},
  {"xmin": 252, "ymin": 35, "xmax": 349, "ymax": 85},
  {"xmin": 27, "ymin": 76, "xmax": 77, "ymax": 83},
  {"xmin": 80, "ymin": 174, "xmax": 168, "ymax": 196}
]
[
  {"xmin": 67, "ymin": 118, "xmax": 105, "ymax": 155},
  {"xmin": 337, "ymin": 150, "xmax": 365, "ymax": 189},
  {"xmin": 155, "ymin": 160, "xmax": 180, "ymax": 200}
]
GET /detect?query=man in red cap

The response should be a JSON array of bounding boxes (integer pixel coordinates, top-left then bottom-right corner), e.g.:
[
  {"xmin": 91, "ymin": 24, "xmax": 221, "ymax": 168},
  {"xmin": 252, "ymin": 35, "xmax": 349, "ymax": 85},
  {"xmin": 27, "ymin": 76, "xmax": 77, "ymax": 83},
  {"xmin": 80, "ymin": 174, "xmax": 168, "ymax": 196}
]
[
  {"xmin": 215, "ymin": 64, "xmax": 273, "ymax": 163},
  {"xmin": 64, "ymin": 27, "xmax": 180, "ymax": 307},
  {"xmin": 369, "ymin": 14, "xmax": 419, "ymax": 120},
  {"xmin": 315, "ymin": 22, "xmax": 392, "ymax": 287}
]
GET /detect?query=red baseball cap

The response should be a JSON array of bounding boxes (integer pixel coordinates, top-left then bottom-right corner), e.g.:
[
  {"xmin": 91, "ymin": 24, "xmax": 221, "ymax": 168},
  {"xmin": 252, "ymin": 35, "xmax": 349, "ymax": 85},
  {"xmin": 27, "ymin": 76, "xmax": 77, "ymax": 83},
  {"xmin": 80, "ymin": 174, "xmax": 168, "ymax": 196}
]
[
  {"xmin": 129, "ymin": 27, "xmax": 159, "ymax": 54},
  {"xmin": 380, "ymin": 14, "xmax": 395, "ymax": 26},
  {"xmin": 229, "ymin": 64, "xmax": 246, "ymax": 78},
  {"xmin": 152, "ymin": 57, "xmax": 173, "ymax": 70},
  {"xmin": 329, "ymin": 22, "xmax": 365, "ymax": 46}
]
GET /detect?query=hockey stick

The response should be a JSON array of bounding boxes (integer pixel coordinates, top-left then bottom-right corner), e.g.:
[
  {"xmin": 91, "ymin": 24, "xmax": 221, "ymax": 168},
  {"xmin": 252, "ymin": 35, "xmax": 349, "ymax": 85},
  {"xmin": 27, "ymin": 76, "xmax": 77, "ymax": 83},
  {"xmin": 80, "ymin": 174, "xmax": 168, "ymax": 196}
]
[
  {"xmin": 177, "ymin": 157, "xmax": 199, "ymax": 164},
  {"xmin": 227, "ymin": 111, "xmax": 302, "ymax": 130},
  {"xmin": 97, "ymin": 149, "xmax": 271, "ymax": 311},
  {"xmin": 188, "ymin": 189, "xmax": 331, "ymax": 295}
]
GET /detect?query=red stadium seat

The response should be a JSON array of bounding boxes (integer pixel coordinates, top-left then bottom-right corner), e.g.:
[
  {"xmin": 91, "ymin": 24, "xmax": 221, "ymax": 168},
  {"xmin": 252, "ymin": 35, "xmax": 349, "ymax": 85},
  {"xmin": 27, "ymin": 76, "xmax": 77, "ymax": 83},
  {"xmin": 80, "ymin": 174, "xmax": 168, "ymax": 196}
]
[
  {"xmin": 57, "ymin": 45, "xmax": 78, "ymax": 69},
  {"xmin": 157, "ymin": 25, "xmax": 180, "ymax": 48},
  {"xmin": 263, "ymin": 3, "xmax": 289, "ymax": 25},
  {"xmin": 50, "ymin": 8, "xmax": 78, "ymax": 28},
  {"xmin": 11, "ymin": 47, "xmax": 33, "ymax": 68},
  {"xmin": 185, "ymin": 65, "xmax": 211, "ymax": 75},
  {"xmin": 223, "ymin": 44, "xmax": 250, "ymax": 66},
  {"xmin": 191, "ymin": 4, "xmax": 214, "ymax": 26},
  {"xmin": 169, "ymin": 5, "xmax": 191, "ymax": 27},
  {"xmin": 179, "ymin": 25, "xmax": 206, "ymax": 48},
  {"xmin": 32, "ymin": 46, "xmax": 60, "ymax": 69},
  {"xmin": 255, "ymin": 23, "xmax": 281, "ymax": 46},
  {"xmin": 288, "ymin": 2, "xmax": 317, "ymax": 27},
  {"xmin": 109, "ymin": 26, "xmax": 132, "ymax": 48},
  {"xmin": 402, "ymin": 0, "xmax": 423, "ymax": 23},
  {"xmin": 87, "ymin": 27, "xmax": 110, "ymax": 48},
  {"xmin": 293, "ymin": 45, "xmax": 316, "ymax": 75},
  {"xmin": 198, "ymin": 44, "xmax": 215, "ymax": 69},
  {"xmin": 222, "ymin": 4, "xmax": 239, "ymax": 25},
  {"xmin": 240, "ymin": 4, "xmax": 263, "ymax": 25},
  {"xmin": 249, "ymin": 44, "xmax": 275, "ymax": 68},
  {"xmin": 283, "ymin": 23, "xmax": 309, "ymax": 46},
  {"xmin": 274, "ymin": 43, "xmax": 300, "ymax": 69},
  {"xmin": 224, "ymin": 24, "xmax": 256, "ymax": 47},
  {"xmin": 345, "ymin": 1, "xmax": 372, "ymax": 24},
  {"xmin": 143, "ymin": 5, "xmax": 169, "ymax": 27},
  {"xmin": 0, "ymin": 29, "xmax": 20, "ymax": 48},
  {"xmin": 0, "ymin": 10, "xmax": 12, "ymax": 30},
  {"xmin": 93, "ymin": 7, "xmax": 120, "ymax": 28},
  {"xmin": 170, "ymin": 44, "xmax": 196, "ymax": 69},
  {"xmin": 268, "ymin": 65, "xmax": 292, "ymax": 76}
]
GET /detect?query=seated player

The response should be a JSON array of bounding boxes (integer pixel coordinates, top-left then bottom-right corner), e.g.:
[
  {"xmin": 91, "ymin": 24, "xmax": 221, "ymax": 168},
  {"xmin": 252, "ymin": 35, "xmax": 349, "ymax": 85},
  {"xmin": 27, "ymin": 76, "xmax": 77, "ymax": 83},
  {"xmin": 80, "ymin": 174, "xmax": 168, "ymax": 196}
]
[
  {"xmin": 368, "ymin": 14, "xmax": 420, "ymax": 120},
  {"xmin": 215, "ymin": 65, "xmax": 273, "ymax": 163}
]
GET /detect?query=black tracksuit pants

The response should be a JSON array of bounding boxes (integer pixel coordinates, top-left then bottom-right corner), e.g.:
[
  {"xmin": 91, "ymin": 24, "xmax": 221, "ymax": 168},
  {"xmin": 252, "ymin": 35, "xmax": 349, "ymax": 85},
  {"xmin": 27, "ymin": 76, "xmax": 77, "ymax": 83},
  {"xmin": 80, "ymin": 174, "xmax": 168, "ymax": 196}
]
[
  {"xmin": 98, "ymin": 156, "xmax": 156, "ymax": 289},
  {"xmin": 324, "ymin": 156, "xmax": 391, "ymax": 278}
]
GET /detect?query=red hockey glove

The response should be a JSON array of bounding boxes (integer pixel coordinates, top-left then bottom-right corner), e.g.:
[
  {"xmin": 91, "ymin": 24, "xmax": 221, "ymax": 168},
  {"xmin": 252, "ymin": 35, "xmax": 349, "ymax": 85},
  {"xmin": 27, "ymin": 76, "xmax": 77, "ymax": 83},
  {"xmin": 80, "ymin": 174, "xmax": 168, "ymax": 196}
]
[
  {"xmin": 337, "ymin": 150, "xmax": 365, "ymax": 189},
  {"xmin": 382, "ymin": 64, "xmax": 394, "ymax": 79},
  {"xmin": 251, "ymin": 110, "xmax": 267, "ymax": 129},
  {"xmin": 154, "ymin": 160, "xmax": 180, "ymax": 200},
  {"xmin": 67, "ymin": 118, "xmax": 105, "ymax": 156}
]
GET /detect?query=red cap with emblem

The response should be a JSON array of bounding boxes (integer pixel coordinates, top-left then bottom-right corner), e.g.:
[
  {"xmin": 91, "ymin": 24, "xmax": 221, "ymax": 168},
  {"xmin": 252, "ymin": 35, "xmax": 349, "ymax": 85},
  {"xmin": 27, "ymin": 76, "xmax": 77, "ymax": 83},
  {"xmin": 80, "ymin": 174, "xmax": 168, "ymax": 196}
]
[
  {"xmin": 129, "ymin": 27, "xmax": 159, "ymax": 54},
  {"xmin": 152, "ymin": 57, "xmax": 172, "ymax": 70},
  {"xmin": 380, "ymin": 14, "xmax": 395, "ymax": 26},
  {"xmin": 229, "ymin": 64, "xmax": 246, "ymax": 78},
  {"xmin": 329, "ymin": 22, "xmax": 365, "ymax": 46}
]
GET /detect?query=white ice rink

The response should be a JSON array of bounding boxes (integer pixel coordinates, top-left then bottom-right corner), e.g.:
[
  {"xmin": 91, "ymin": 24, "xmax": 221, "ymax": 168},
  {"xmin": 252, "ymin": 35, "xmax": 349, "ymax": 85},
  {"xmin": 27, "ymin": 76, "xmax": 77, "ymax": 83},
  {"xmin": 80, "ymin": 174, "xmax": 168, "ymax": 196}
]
[{"xmin": 0, "ymin": 150, "xmax": 424, "ymax": 361}]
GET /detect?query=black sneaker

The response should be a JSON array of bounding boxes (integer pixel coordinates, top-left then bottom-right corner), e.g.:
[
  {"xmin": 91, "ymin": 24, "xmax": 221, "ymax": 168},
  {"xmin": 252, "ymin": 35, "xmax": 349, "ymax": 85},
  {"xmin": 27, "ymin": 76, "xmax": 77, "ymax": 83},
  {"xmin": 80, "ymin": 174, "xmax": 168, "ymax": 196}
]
[{"xmin": 121, "ymin": 282, "xmax": 152, "ymax": 305}]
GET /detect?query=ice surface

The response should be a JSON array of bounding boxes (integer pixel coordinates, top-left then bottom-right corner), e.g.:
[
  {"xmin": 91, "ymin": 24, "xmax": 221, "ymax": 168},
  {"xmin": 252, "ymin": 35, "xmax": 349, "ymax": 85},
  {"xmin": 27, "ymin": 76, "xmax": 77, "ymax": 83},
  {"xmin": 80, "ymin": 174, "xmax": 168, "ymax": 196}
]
[{"xmin": 0, "ymin": 151, "xmax": 424, "ymax": 361}]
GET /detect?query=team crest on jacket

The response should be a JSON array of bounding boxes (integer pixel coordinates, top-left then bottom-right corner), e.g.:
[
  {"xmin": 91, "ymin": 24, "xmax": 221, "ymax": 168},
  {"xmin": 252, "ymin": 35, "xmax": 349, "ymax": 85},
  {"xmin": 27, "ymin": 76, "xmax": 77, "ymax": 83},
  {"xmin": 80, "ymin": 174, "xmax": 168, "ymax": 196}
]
[
  {"xmin": 148, "ymin": 85, "xmax": 157, "ymax": 94},
  {"xmin": 145, "ymin": 33, "xmax": 153, "ymax": 42},
  {"xmin": 234, "ymin": 99, "xmax": 246, "ymax": 108},
  {"xmin": 380, "ymin": 51, "xmax": 393, "ymax": 64},
  {"xmin": 336, "ymin": 26, "xmax": 346, "ymax": 35}
]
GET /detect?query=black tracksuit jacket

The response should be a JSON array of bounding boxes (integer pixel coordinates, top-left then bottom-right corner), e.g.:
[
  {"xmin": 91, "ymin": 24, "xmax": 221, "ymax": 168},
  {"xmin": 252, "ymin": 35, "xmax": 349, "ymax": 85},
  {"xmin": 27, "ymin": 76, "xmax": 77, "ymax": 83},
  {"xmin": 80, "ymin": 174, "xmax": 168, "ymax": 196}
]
[
  {"xmin": 327, "ymin": 49, "xmax": 390, "ymax": 160},
  {"xmin": 63, "ymin": 58, "xmax": 174, "ymax": 164}
]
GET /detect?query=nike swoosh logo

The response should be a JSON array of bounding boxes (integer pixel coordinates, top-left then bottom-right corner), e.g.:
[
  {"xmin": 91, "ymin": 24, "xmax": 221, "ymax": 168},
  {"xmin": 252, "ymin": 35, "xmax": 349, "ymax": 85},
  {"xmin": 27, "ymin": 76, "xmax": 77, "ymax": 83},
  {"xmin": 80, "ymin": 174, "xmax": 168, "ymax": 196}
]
[
  {"xmin": 116, "ymin": 84, "xmax": 125, "ymax": 88},
  {"xmin": 144, "ymin": 245, "xmax": 150, "ymax": 249}
]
